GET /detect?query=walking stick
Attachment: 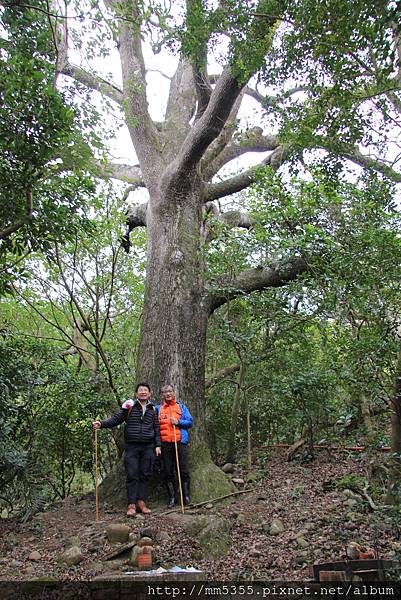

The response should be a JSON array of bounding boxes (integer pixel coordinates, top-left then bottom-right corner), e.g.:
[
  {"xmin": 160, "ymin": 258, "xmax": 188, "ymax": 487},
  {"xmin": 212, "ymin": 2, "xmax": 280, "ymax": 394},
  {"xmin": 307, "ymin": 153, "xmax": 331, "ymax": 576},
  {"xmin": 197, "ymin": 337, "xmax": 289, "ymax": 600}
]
[
  {"xmin": 173, "ymin": 424, "xmax": 185, "ymax": 514},
  {"xmin": 93, "ymin": 428, "xmax": 100, "ymax": 524}
]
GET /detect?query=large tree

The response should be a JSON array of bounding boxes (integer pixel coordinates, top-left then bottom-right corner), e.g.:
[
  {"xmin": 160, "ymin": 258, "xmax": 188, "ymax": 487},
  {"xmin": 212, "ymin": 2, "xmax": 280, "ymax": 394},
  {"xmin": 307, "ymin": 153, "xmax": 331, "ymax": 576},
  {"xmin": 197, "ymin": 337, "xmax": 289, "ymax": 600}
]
[{"xmin": 20, "ymin": 0, "xmax": 400, "ymax": 495}]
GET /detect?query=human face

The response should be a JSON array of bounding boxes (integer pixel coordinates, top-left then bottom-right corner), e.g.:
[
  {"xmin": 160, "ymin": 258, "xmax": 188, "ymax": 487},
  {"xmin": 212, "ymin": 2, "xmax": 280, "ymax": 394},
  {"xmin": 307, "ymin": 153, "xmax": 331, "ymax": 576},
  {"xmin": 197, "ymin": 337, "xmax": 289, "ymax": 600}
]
[
  {"xmin": 136, "ymin": 385, "xmax": 150, "ymax": 402},
  {"xmin": 162, "ymin": 387, "xmax": 175, "ymax": 404}
]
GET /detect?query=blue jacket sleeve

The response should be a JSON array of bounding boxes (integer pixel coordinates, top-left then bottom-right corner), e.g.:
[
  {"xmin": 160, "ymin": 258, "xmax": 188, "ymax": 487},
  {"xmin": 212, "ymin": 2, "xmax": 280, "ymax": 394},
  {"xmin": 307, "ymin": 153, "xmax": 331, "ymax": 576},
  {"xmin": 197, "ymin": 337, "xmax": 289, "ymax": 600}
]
[{"xmin": 178, "ymin": 403, "xmax": 193, "ymax": 430}]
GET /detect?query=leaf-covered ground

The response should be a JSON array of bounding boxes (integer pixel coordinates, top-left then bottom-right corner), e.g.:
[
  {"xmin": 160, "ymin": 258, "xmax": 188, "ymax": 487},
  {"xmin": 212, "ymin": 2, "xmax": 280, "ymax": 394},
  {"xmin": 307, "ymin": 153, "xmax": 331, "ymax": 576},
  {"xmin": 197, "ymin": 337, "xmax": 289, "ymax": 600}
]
[{"xmin": 0, "ymin": 450, "xmax": 399, "ymax": 581}]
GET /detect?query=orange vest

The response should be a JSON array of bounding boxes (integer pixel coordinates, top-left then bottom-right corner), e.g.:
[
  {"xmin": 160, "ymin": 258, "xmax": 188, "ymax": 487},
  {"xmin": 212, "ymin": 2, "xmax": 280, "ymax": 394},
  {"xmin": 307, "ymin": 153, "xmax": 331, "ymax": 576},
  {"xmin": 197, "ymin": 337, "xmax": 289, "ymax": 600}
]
[{"xmin": 159, "ymin": 400, "xmax": 182, "ymax": 442}]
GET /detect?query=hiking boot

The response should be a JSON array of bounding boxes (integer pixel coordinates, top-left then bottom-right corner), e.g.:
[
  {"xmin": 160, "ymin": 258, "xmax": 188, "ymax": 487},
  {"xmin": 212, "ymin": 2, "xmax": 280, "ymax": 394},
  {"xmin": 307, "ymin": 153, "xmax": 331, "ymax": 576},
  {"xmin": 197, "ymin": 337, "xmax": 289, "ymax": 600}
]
[
  {"xmin": 136, "ymin": 500, "xmax": 151, "ymax": 514},
  {"xmin": 166, "ymin": 481, "xmax": 177, "ymax": 508},
  {"xmin": 183, "ymin": 481, "xmax": 191, "ymax": 505},
  {"xmin": 126, "ymin": 503, "xmax": 136, "ymax": 517}
]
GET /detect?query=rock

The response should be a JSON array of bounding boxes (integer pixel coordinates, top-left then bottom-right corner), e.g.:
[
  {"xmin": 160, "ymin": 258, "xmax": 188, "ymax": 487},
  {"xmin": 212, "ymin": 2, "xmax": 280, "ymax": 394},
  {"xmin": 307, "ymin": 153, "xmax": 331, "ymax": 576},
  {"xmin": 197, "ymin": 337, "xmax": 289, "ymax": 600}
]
[
  {"xmin": 249, "ymin": 548, "xmax": 262, "ymax": 557},
  {"xmin": 5, "ymin": 533, "xmax": 18, "ymax": 548},
  {"xmin": 59, "ymin": 546, "xmax": 83, "ymax": 567},
  {"xmin": 28, "ymin": 551, "xmax": 42, "ymax": 561},
  {"xmin": 128, "ymin": 533, "xmax": 138, "ymax": 543},
  {"xmin": 10, "ymin": 560, "xmax": 24, "ymax": 568},
  {"xmin": 87, "ymin": 561, "xmax": 103, "ymax": 573},
  {"xmin": 129, "ymin": 546, "xmax": 141, "ymax": 566},
  {"xmin": 138, "ymin": 537, "xmax": 154, "ymax": 547},
  {"xmin": 296, "ymin": 537, "xmax": 309, "ymax": 549},
  {"xmin": 269, "ymin": 518, "xmax": 285, "ymax": 536},
  {"xmin": 105, "ymin": 524, "xmax": 131, "ymax": 544},
  {"xmin": 198, "ymin": 516, "xmax": 230, "ymax": 559},
  {"xmin": 294, "ymin": 552, "xmax": 308, "ymax": 566},
  {"xmin": 66, "ymin": 536, "xmax": 81, "ymax": 548},
  {"xmin": 221, "ymin": 463, "xmax": 234, "ymax": 473},
  {"xmin": 166, "ymin": 512, "xmax": 230, "ymax": 559},
  {"xmin": 236, "ymin": 514, "xmax": 247, "ymax": 525},
  {"xmin": 24, "ymin": 565, "xmax": 35, "ymax": 574},
  {"xmin": 205, "ymin": 503, "xmax": 214, "ymax": 509},
  {"xmin": 106, "ymin": 559, "xmax": 125, "ymax": 571},
  {"xmin": 232, "ymin": 478, "xmax": 245, "ymax": 486},
  {"xmin": 140, "ymin": 528, "xmax": 156, "ymax": 540},
  {"xmin": 156, "ymin": 531, "xmax": 170, "ymax": 543}
]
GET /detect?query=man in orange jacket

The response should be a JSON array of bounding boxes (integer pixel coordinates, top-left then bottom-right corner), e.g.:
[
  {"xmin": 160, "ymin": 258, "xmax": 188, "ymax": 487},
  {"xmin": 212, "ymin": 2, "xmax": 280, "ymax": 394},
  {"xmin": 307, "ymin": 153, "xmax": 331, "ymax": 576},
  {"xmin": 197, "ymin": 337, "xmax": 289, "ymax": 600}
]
[{"xmin": 156, "ymin": 384, "xmax": 193, "ymax": 508}]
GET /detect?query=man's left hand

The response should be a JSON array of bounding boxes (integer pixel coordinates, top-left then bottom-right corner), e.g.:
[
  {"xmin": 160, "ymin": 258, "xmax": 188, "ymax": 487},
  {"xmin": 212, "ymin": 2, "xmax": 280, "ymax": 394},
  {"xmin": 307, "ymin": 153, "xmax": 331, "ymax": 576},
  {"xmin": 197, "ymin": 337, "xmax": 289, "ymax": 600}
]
[{"xmin": 155, "ymin": 447, "xmax": 161, "ymax": 456}]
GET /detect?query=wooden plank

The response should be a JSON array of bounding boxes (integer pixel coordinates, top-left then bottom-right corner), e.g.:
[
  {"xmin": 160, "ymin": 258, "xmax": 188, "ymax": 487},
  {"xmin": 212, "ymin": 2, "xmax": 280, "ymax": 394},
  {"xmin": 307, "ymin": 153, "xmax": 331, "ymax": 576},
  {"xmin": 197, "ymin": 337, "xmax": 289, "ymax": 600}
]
[
  {"xmin": 102, "ymin": 540, "xmax": 137, "ymax": 561},
  {"xmin": 313, "ymin": 560, "xmax": 395, "ymax": 582}
]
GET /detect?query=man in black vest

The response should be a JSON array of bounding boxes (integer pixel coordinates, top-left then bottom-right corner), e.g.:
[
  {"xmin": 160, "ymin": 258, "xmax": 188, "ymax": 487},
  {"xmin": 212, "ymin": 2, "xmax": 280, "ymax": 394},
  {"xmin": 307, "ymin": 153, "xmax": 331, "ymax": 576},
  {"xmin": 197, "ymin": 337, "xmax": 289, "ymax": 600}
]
[{"xmin": 92, "ymin": 382, "xmax": 161, "ymax": 516}]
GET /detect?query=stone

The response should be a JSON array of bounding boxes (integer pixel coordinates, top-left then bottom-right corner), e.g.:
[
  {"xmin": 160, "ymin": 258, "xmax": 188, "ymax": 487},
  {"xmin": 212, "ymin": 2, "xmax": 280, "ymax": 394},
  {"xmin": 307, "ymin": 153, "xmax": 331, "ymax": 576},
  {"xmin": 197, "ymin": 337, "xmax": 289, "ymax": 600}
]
[
  {"xmin": 293, "ymin": 551, "xmax": 309, "ymax": 566},
  {"xmin": 128, "ymin": 533, "xmax": 138, "ymax": 543},
  {"xmin": 129, "ymin": 546, "xmax": 141, "ymax": 566},
  {"xmin": 28, "ymin": 551, "xmax": 42, "ymax": 561},
  {"xmin": 59, "ymin": 546, "xmax": 83, "ymax": 567},
  {"xmin": 236, "ymin": 514, "xmax": 247, "ymax": 525},
  {"xmin": 157, "ymin": 531, "xmax": 170, "ymax": 543},
  {"xmin": 205, "ymin": 503, "xmax": 214, "ymax": 510},
  {"xmin": 296, "ymin": 537, "xmax": 309, "ymax": 549},
  {"xmin": 10, "ymin": 560, "xmax": 24, "ymax": 568},
  {"xmin": 221, "ymin": 463, "xmax": 234, "ymax": 473},
  {"xmin": 269, "ymin": 518, "xmax": 285, "ymax": 536},
  {"xmin": 166, "ymin": 512, "xmax": 230, "ymax": 559},
  {"xmin": 24, "ymin": 565, "xmax": 35, "ymax": 574},
  {"xmin": 5, "ymin": 533, "xmax": 18, "ymax": 548},
  {"xmin": 105, "ymin": 524, "xmax": 131, "ymax": 544},
  {"xmin": 140, "ymin": 528, "xmax": 156, "ymax": 540},
  {"xmin": 137, "ymin": 537, "xmax": 154, "ymax": 547},
  {"xmin": 107, "ymin": 560, "xmax": 125, "ymax": 571},
  {"xmin": 66, "ymin": 536, "xmax": 81, "ymax": 548},
  {"xmin": 232, "ymin": 478, "xmax": 245, "ymax": 486}
]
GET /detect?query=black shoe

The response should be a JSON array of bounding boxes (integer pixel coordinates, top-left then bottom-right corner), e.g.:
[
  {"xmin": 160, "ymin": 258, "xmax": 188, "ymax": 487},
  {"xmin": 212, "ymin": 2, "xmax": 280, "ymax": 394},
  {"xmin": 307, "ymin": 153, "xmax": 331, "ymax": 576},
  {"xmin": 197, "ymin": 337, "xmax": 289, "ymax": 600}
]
[
  {"xmin": 183, "ymin": 480, "xmax": 191, "ymax": 505},
  {"xmin": 166, "ymin": 481, "xmax": 177, "ymax": 508}
]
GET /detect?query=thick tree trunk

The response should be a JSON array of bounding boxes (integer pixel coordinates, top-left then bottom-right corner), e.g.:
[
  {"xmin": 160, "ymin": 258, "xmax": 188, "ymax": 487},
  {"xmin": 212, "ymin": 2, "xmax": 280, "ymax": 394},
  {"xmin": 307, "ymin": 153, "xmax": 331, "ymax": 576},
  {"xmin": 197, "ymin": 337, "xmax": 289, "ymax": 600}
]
[{"xmin": 135, "ymin": 176, "xmax": 234, "ymax": 501}]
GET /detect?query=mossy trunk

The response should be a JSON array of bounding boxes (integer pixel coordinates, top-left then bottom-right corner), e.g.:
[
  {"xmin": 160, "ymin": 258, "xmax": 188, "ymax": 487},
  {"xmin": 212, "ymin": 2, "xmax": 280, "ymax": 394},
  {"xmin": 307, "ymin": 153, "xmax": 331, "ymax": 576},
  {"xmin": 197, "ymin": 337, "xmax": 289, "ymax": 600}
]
[{"xmin": 105, "ymin": 179, "xmax": 231, "ymax": 503}]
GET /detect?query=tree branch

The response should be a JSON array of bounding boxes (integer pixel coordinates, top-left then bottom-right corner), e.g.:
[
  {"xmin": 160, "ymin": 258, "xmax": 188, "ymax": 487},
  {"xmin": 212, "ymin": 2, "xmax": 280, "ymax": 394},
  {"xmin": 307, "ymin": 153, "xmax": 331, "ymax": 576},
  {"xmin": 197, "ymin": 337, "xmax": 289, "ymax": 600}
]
[
  {"xmin": 61, "ymin": 63, "xmax": 124, "ymax": 105},
  {"xmin": 342, "ymin": 147, "xmax": 401, "ymax": 183},
  {"xmin": 207, "ymin": 128, "xmax": 279, "ymax": 178},
  {"xmin": 163, "ymin": 59, "xmax": 197, "ymax": 153},
  {"xmin": 205, "ymin": 146, "xmax": 287, "ymax": 201},
  {"xmin": 206, "ymin": 257, "xmax": 308, "ymax": 314},
  {"xmin": 205, "ymin": 363, "xmax": 241, "ymax": 388},
  {"xmin": 97, "ymin": 161, "xmax": 144, "ymax": 185},
  {"xmin": 201, "ymin": 91, "xmax": 245, "ymax": 180},
  {"xmin": 244, "ymin": 85, "xmax": 308, "ymax": 109},
  {"xmin": 216, "ymin": 210, "xmax": 254, "ymax": 229},
  {"xmin": 112, "ymin": 1, "xmax": 163, "ymax": 187}
]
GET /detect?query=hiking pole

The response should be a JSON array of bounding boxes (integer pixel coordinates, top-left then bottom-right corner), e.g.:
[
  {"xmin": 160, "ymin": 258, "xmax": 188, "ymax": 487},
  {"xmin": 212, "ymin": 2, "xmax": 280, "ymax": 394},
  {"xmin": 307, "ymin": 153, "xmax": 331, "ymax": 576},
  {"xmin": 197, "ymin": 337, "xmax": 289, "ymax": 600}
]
[
  {"xmin": 93, "ymin": 427, "xmax": 100, "ymax": 524},
  {"xmin": 173, "ymin": 424, "xmax": 185, "ymax": 514}
]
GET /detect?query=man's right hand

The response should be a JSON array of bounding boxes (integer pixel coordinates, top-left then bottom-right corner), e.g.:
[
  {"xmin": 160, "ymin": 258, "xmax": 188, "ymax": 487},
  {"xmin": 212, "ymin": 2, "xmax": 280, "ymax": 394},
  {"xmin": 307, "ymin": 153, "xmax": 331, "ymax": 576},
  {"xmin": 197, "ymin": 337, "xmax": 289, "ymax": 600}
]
[{"xmin": 92, "ymin": 421, "xmax": 101, "ymax": 429}]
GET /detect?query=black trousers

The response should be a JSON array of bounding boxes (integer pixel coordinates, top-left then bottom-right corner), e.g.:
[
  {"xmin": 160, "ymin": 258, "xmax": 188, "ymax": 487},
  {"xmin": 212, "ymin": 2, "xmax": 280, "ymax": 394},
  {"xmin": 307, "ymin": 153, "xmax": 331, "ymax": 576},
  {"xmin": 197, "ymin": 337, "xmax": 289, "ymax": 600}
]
[
  {"xmin": 124, "ymin": 442, "xmax": 154, "ymax": 503},
  {"xmin": 161, "ymin": 441, "xmax": 190, "ymax": 484}
]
